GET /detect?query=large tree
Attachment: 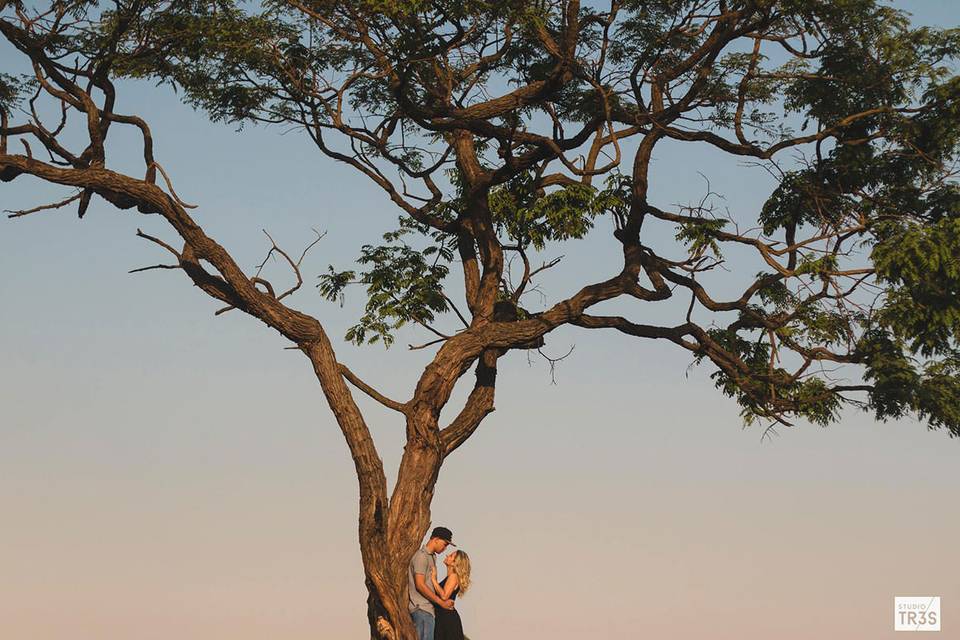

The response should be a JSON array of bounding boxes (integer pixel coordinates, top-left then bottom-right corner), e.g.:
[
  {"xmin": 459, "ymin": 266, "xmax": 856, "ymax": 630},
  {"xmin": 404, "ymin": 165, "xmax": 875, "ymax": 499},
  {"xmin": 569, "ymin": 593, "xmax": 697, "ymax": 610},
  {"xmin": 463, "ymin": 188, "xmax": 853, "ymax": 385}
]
[{"xmin": 2, "ymin": 1, "xmax": 959, "ymax": 637}]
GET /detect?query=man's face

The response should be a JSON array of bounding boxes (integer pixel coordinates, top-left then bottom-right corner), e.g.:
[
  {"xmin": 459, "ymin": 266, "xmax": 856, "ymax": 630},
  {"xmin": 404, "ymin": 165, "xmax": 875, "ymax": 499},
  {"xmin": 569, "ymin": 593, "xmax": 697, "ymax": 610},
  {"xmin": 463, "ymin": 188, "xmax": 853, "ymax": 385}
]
[{"xmin": 435, "ymin": 539, "xmax": 450, "ymax": 553}]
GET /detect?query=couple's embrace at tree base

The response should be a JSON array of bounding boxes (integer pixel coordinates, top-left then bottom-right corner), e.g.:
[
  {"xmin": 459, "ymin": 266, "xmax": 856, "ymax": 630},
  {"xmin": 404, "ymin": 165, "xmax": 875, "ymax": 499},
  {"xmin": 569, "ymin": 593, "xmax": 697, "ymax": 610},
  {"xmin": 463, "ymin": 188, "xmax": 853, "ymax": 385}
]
[{"xmin": 408, "ymin": 527, "xmax": 471, "ymax": 640}]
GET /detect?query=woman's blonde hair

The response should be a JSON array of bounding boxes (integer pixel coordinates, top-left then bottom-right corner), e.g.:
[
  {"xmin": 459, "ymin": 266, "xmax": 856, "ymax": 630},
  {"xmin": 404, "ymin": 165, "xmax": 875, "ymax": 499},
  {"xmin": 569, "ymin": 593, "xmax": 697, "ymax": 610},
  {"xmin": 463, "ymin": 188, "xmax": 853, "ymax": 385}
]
[{"xmin": 450, "ymin": 550, "xmax": 471, "ymax": 596}]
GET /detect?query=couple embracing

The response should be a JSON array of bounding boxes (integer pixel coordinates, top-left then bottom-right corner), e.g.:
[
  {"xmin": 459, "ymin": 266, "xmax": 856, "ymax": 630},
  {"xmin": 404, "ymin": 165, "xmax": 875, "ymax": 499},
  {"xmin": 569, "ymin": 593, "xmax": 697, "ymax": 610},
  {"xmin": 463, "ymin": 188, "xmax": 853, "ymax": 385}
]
[{"xmin": 408, "ymin": 526, "xmax": 471, "ymax": 640}]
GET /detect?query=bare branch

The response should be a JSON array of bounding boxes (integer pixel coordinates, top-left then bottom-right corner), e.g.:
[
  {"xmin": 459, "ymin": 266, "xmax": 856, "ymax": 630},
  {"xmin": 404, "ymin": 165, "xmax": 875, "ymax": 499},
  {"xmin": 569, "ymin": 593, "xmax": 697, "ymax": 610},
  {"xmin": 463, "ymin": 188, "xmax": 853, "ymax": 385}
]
[
  {"xmin": 409, "ymin": 337, "xmax": 449, "ymax": 351},
  {"xmin": 6, "ymin": 190, "xmax": 81, "ymax": 218},
  {"xmin": 537, "ymin": 344, "xmax": 575, "ymax": 385},
  {"xmin": 216, "ymin": 228, "xmax": 325, "ymax": 315},
  {"xmin": 150, "ymin": 161, "xmax": 197, "ymax": 209},
  {"xmin": 135, "ymin": 228, "xmax": 181, "ymax": 258},
  {"xmin": 128, "ymin": 263, "xmax": 180, "ymax": 274},
  {"xmin": 339, "ymin": 363, "xmax": 408, "ymax": 413}
]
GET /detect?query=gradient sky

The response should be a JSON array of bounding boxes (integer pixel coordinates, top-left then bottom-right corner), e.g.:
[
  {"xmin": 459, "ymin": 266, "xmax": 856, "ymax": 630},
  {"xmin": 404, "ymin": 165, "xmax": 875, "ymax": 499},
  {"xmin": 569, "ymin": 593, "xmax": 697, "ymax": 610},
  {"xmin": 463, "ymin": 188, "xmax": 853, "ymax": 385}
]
[{"xmin": 1, "ymin": 2, "xmax": 958, "ymax": 639}]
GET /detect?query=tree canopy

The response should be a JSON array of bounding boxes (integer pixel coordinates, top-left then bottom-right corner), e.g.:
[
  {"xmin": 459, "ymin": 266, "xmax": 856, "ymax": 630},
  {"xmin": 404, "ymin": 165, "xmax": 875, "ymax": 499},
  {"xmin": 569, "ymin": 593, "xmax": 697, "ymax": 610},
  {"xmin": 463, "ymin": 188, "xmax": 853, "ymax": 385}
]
[{"xmin": 34, "ymin": 0, "xmax": 953, "ymax": 433}]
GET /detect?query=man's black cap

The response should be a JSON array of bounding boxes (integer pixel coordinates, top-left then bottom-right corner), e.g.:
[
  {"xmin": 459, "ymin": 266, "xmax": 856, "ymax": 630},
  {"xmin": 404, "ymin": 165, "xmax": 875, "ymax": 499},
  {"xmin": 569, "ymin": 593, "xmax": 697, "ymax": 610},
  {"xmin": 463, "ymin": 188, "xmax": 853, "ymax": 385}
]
[{"xmin": 431, "ymin": 526, "xmax": 455, "ymax": 546}]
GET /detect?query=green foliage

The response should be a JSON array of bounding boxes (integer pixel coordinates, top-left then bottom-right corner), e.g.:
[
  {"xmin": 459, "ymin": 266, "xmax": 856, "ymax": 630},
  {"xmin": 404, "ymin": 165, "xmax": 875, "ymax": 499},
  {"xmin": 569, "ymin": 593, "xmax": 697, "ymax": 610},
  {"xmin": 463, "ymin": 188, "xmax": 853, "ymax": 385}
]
[
  {"xmin": 916, "ymin": 357, "xmax": 960, "ymax": 434},
  {"xmin": 795, "ymin": 306, "xmax": 854, "ymax": 348},
  {"xmin": 780, "ymin": 377, "xmax": 844, "ymax": 427},
  {"xmin": 674, "ymin": 217, "xmax": 728, "ymax": 258},
  {"xmin": 859, "ymin": 332, "xmax": 960, "ymax": 437},
  {"xmin": 697, "ymin": 327, "xmax": 842, "ymax": 427},
  {"xmin": 317, "ymin": 220, "xmax": 457, "ymax": 347},
  {"xmin": 757, "ymin": 277, "xmax": 794, "ymax": 310},
  {"xmin": 873, "ymin": 218, "xmax": 960, "ymax": 357},
  {"xmin": 759, "ymin": 170, "xmax": 854, "ymax": 236},
  {"xmin": 106, "ymin": 5, "xmax": 299, "ymax": 124},
  {"xmin": 0, "ymin": 72, "xmax": 26, "ymax": 114},
  {"xmin": 46, "ymin": 0, "xmax": 960, "ymax": 435},
  {"xmin": 794, "ymin": 254, "xmax": 839, "ymax": 279},
  {"xmin": 489, "ymin": 171, "xmax": 616, "ymax": 250}
]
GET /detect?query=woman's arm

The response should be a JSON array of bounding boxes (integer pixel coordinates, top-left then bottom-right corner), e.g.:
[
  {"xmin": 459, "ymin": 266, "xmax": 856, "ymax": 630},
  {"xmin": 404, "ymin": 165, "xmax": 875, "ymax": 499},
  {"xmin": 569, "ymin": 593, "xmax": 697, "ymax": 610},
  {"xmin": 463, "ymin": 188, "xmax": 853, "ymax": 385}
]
[
  {"xmin": 435, "ymin": 572, "xmax": 459, "ymax": 600},
  {"xmin": 429, "ymin": 565, "xmax": 442, "ymax": 594}
]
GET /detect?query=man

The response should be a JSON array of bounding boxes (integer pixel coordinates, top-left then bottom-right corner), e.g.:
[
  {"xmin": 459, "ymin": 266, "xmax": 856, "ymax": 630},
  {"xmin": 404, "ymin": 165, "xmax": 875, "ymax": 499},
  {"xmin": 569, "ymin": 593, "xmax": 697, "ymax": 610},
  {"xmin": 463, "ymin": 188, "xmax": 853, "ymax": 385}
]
[{"xmin": 409, "ymin": 526, "xmax": 456, "ymax": 640}]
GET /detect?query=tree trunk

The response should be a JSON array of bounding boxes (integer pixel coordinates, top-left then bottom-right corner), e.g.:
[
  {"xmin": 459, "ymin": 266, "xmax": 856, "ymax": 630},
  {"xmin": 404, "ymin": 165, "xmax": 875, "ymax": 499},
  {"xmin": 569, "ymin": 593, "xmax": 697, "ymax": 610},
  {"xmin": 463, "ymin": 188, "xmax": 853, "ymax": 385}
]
[
  {"xmin": 363, "ymin": 432, "xmax": 443, "ymax": 640},
  {"xmin": 365, "ymin": 571, "xmax": 406, "ymax": 640},
  {"xmin": 361, "ymin": 518, "xmax": 434, "ymax": 640},
  {"xmin": 302, "ymin": 332, "xmax": 454, "ymax": 639}
]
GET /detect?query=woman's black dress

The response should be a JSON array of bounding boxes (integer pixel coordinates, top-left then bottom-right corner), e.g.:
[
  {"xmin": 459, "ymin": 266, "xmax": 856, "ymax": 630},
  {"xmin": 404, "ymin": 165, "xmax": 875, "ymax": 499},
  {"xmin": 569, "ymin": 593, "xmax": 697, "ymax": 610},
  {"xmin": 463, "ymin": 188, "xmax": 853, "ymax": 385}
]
[{"xmin": 433, "ymin": 577, "xmax": 464, "ymax": 640}]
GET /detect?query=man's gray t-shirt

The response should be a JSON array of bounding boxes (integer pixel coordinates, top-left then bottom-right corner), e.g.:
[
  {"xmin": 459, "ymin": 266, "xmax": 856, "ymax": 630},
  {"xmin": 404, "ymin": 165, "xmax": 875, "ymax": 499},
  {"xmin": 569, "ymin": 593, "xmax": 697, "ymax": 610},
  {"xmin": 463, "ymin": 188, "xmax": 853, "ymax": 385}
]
[{"xmin": 408, "ymin": 546, "xmax": 436, "ymax": 615}]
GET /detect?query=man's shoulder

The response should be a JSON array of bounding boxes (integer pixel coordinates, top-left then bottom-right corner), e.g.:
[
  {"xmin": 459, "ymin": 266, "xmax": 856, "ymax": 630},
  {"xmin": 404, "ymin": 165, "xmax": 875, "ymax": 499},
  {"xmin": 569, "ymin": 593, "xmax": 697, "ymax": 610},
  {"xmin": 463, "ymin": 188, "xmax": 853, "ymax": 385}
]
[{"xmin": 411, "ymin": 547, "xmax": 430, "ymax": 565}]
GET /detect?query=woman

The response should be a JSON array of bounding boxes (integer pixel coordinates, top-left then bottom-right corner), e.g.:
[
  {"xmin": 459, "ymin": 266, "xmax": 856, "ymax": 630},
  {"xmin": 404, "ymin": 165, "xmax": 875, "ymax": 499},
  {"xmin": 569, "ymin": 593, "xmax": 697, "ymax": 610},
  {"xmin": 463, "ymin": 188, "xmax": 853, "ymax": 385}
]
[{"xmin": 430, "ymin": 549, "xmax": 471, "ymax": 640}]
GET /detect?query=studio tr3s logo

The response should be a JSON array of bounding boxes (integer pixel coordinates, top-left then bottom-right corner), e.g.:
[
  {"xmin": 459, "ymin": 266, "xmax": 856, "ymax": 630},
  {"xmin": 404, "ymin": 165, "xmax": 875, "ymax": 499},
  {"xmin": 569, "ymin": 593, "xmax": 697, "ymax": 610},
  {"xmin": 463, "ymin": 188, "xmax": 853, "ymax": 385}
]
[{"xmin": 895, "ymin": 597, "xmax": 941, "ymax": 632}]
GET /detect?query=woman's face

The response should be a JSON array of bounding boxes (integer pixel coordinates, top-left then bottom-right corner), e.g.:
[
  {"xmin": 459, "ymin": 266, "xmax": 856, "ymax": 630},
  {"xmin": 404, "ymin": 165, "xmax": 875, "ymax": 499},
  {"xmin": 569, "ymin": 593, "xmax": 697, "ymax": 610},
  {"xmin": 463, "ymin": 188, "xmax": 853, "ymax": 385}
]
[{"xmin": 444, "ymin": 551, "xmax": 457, "ymax": 568}]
